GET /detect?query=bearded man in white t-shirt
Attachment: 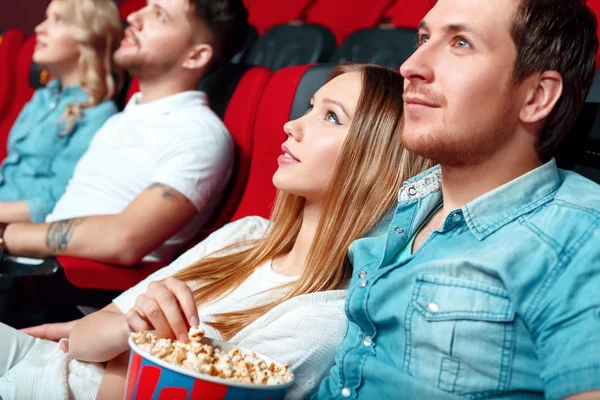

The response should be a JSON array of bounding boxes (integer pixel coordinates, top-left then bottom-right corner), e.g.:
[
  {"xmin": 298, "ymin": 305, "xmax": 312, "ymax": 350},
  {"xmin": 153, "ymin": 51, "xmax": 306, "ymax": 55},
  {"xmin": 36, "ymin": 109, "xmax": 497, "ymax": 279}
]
[{"xmin": 0, "ymin": 0, "xmax": 248, "ymax": 265}]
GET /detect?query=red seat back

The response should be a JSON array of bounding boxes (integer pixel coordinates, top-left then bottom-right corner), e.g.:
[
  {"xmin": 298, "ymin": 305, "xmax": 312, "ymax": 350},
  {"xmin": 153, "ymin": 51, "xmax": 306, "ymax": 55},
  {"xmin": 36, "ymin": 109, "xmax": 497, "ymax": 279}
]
[
  {"xmin": 249, "ymin": 0, "xmax": 316, "ymax": 35},
  {"xmin": 383, "ymin": 0, "xmax": 432, "ymax": 28},
  {"xmin": 0, "ymin": 29, "xmax": 25, "ymax": 125},
  {"xmin": 193, "ymin": 65, "xmax": 273, "ymax": 240},
  {"xmin": 232, "ymin": 64, "xmax": 312, "ymax": 220},
  {"xmin": 304, "ymin": 0, "xmax": 395, "ymax": 44},
  {"xmin": 119, "ymin": 0, "xmax": 145, "ymax": 20},
  {"xmin": 0, "ymin": 35, "xmax": 36, "ymax": 160}
]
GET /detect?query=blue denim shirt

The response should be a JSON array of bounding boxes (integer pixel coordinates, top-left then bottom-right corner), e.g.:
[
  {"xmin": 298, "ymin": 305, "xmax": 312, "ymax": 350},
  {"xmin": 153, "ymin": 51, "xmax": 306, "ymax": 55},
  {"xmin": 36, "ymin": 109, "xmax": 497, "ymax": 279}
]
[
  {"xmin": 0, "ymin": 79, "xmax": 116, "ymax": 222},
  {"xmin": 315, "ymin": 159, "xmax": 600, "ymax": 400}
]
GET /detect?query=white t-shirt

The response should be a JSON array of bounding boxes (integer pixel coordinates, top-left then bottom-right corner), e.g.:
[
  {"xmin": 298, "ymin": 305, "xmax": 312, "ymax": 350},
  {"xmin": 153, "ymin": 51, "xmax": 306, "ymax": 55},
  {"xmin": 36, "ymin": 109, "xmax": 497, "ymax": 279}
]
[
  {"xmin": 3, "ymin": 217, "xmax": 347, "ymax": 400},
  {"xmin": 46, "ymin": 91, "xmax": 234, "ymax": 262}
]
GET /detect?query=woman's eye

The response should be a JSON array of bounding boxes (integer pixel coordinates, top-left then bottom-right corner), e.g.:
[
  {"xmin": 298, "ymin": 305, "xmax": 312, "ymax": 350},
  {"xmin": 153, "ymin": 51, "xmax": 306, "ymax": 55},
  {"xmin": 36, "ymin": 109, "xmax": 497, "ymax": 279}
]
[
  {"xmin": 304, "ymin": 104, "xmax": 314, "ymax": 115},
  {"xmin": 326, "ymin": 111, "xmax": 341, "ymax": 125}
]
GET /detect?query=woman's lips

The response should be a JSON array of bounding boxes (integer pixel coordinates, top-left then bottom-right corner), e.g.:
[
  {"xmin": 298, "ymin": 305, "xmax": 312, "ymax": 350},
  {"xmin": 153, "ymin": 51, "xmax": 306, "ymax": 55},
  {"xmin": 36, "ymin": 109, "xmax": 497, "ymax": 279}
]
[{"xmin": 278, "ymin": 153, "xmax": 300, "ymax": 165}]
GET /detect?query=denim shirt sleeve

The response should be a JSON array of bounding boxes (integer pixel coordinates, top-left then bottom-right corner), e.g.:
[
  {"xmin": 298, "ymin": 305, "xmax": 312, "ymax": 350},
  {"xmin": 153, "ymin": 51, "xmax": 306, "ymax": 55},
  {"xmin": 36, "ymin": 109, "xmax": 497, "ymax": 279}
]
[
  {"xmin": 532, "ymin": 217, "xmax": 600, "ymax": 400},
  {"xmin": 25, "ymin": 100, "xmax": 116, "ymax": 222}
]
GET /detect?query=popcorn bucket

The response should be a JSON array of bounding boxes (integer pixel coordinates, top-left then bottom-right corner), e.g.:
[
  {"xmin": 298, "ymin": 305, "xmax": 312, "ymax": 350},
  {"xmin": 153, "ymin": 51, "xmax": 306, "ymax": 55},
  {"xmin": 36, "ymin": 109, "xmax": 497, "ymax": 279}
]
[{"xmin": 124, "ymin": 335, "xmax": 294, "ymax": 400}]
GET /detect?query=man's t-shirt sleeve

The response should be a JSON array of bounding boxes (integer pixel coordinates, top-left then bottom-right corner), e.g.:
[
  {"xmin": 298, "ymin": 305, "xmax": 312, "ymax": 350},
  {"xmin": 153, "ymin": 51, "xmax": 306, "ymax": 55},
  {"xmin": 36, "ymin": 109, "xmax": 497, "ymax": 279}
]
[
  {"xmin": 152, "ymin": 122, "xmax": 234, "ymax": 212},
  {"xmin": 533, "ymin": 219, "xmax": 600, "ymax": 400}
]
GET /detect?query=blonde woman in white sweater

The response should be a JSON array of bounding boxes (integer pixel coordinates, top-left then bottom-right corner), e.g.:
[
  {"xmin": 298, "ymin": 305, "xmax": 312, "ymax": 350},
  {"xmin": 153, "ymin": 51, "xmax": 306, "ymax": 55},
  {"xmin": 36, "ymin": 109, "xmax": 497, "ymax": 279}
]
[{"xmin": 0, "ymin": 63, "xmax": 432, "ymax": 399}]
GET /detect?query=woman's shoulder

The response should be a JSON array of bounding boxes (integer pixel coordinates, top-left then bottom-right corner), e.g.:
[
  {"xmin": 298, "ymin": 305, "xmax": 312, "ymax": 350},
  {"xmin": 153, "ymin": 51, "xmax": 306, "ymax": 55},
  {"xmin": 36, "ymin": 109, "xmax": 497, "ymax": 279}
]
[
  {"xmin": 171, "ymin": 216, "xmax": 270, "ymax": 270},
  {"xmin": 205, "ymin": 216, "xmax": 270, "ymax": 249}
]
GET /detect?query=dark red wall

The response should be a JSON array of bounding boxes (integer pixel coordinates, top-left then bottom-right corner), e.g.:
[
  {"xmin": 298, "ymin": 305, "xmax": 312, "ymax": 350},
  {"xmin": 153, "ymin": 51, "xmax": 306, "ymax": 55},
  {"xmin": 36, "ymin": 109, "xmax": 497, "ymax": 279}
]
[{"xmin": 0, "ymin": 0, "xmax": 125, "ymax": 34}]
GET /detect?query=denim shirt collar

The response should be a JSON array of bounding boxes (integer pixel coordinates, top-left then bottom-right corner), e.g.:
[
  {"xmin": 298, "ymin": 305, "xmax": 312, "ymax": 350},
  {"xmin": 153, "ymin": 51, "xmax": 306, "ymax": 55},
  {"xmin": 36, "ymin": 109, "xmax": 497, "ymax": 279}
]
[
  {"xmin": 46, "ymin": 79, "xmax": 87, "ymax": 101},
  {"xmin": 398, "ymin": 159, "xmax": 560, "ymax": 241}
]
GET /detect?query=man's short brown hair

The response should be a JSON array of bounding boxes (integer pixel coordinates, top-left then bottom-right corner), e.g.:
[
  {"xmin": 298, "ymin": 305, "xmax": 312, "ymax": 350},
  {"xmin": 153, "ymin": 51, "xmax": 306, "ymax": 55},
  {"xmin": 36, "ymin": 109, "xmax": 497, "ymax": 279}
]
[
  {"xmin": 189, "ymin": 0, "xmax": 249, "ymax": 72},
  {"xmin": 511, "ymin": 0, "xmax": 598, "ymax": 160}
]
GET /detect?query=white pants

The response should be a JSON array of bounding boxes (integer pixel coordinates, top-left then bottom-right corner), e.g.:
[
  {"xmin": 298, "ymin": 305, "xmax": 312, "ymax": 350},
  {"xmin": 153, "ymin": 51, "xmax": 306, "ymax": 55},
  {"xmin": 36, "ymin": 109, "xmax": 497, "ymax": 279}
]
[
  {"xmin": 0, "ymin": 322, "xmax": 38, "ymax": 400},
  {"xmin": 0, "ymin": 322, "xmax": 104, "ymax": 400}
]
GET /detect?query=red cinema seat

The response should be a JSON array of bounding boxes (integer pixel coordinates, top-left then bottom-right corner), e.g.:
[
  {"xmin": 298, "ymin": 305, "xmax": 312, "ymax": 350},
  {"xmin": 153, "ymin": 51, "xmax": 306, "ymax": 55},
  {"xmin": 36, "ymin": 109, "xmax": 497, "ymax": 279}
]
[
  {"xmin": 304, "ymin": 0, "xmax": 395, "ymax": 44},
  {"xmin": 55, "ymin": 64, "xmax": 273, "ymax": 291},
  {"xmin": 588, "ymin": 0, "xmax": 600, "ymax": 70},
  {"xmin": 232, "ymin": 63, "xmax": 335, "ymax": 220},
  {"xmin": 0, "ymin": 29, "xmax": 25, "ymax": 125},
  {"xmin": 248, "ymin": 0, "xmax": 316, "ymax": 35},
  {"xmin": 0, "ymin": 35, "xmax": 36, "ymax": 160},
  {"xmin": 382, "ymin": 0, "xmax": 432, "ymax": 28}
]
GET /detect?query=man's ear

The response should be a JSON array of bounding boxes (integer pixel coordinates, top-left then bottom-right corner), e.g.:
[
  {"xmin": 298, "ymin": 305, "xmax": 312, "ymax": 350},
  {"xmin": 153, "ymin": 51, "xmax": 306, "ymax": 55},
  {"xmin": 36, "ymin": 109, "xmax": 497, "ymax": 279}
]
[
  {"xmin": 182, "ymin": 44, "xmax": 213, "ymax": 71},
  {"xmin": 519, "ymin": 70, "xmax": 563, "ymax": 124}
]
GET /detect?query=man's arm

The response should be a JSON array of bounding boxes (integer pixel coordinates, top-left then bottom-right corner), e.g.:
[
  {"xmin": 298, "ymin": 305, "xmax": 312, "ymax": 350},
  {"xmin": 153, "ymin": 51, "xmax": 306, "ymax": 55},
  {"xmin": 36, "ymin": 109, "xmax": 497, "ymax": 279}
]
[
  {"xmin": 3, "ymin": 183, "xmax": 197, "ymax": 266},
  {"xmin": 0, "ymin": 201, "xmax": 32, "ymax": 223}
]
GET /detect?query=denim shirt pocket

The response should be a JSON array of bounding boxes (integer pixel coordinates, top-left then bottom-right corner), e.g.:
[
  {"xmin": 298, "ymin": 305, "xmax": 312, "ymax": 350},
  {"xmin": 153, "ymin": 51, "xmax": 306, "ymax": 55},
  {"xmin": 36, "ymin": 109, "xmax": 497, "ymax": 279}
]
[{"xmin": 403, "ymin": 274, "xmax": 516, "ymax": 398}]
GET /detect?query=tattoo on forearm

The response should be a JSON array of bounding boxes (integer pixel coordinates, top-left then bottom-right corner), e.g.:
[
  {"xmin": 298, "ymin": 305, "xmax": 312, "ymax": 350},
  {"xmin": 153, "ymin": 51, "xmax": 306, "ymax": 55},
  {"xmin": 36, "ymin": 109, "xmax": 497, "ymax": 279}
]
[
  {"xmin": 148, "ymin": 183, "xmax": 181, "ymax": 201},
  {"xmin": 45, "ymin": 218, "xmax": 84, "ymax": 253}
]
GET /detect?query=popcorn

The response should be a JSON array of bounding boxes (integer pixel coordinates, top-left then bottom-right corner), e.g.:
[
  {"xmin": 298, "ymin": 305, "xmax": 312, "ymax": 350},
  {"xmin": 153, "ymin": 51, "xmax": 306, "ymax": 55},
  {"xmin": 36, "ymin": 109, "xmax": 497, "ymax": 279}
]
[{"xmin": 131, "ymin": 328, "xmax": 293, "ymax": 385}]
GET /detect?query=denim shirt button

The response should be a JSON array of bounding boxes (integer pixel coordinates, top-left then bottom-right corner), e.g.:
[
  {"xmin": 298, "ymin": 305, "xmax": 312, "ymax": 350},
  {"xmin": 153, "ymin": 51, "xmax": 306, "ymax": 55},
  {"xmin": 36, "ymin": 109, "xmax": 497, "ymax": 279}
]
[
  {"xmin": 49, "ymin": 102, "xmax": 57, "ymax": 109},
  {"xmin": 394, "ymin": 227, "xmax": 404, "ymax": 234},
  {"xmin": 359, "ymin": 279, "xmax": 368, "ymax": 288},
  {"xmin": 341, "ymin": 387, "xmax": 352, "ymax": 397},
  {"xmin": 363, "ymin": 336, "xmax": 373, "ymax": 347},
  {"xmin": 451, "ymin": 213, "xmax": 462, "ymax": 223},
  {"xmin": 358, "ymin": 271, "xmax": 367, "ymax": 279},
  {"xmin": 428, "ymin": 302, "xmax": 440, "ymax": 313},
  {"xmin": 408, "ymin": 187, "xmax": 418, "ymax": 196}
]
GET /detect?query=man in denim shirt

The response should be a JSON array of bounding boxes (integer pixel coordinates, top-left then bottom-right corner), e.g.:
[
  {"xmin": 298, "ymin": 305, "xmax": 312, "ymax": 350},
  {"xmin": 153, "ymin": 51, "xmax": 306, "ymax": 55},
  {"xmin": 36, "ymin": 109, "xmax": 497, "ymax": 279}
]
[{"xmin": 315, "ymin": 0, "xmax": 600, "ymax": 399}]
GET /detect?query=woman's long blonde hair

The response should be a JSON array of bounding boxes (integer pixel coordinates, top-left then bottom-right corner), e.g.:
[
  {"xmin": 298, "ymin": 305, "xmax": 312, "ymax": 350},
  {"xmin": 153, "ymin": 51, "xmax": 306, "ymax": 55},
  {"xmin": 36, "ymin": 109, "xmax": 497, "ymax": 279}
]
[
  {"xmin": 174, "ymin": 63, "xmax": 433, "ymax": 340},
  {"xmin": 56, "ymin": 0, "xmax": 123, "ymax": 135}
]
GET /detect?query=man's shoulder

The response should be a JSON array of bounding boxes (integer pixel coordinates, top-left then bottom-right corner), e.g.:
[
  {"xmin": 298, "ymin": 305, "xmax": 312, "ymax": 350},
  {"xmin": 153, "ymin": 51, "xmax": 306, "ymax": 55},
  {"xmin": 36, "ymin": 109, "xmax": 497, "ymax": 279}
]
[{"xmin": 550, "ymin": 169, "xmax": 600, "ymax": 217}]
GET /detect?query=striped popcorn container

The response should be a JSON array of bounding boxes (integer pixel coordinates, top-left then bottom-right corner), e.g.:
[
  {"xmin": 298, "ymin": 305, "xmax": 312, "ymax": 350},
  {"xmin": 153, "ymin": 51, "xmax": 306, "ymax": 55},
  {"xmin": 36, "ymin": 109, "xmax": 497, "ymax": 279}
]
[{"xmin": 124, "ymin": 335, "xmax": 294, "ymax": 400}]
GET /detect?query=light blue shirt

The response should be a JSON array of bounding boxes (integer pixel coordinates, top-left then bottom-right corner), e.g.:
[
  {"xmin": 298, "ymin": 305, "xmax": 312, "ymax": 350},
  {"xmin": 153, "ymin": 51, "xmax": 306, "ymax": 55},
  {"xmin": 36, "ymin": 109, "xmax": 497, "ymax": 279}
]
[
  {"xmin": 0, "ymin": 79, "xmax": 116, "ymax": 222},
  {"xmin": 315, "ymin": 159, "xmax": 600, "ymax": 400}
]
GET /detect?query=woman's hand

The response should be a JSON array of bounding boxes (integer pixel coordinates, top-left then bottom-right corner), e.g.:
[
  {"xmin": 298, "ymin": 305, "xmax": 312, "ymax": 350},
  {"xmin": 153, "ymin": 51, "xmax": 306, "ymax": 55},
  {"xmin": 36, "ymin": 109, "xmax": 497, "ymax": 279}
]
[
  {"xmin": 126, "ymin": 277, "xmax": 199, "ymax": 342},
  {"xmin": 21, "ymin": 320, "xmax": 78, "ymax": 341}
]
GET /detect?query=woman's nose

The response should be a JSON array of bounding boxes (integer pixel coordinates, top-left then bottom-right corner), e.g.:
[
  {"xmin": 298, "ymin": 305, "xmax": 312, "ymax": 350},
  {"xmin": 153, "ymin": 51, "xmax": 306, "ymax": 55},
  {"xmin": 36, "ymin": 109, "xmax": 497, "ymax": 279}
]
[{"xmin": 283, "ymin": 117, "xmax": 304, "ymax": 141}]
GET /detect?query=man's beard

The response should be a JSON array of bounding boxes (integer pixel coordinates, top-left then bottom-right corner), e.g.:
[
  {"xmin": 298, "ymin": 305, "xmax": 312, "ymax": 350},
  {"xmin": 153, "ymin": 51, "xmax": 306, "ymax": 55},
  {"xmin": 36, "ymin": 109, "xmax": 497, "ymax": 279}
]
[{"xmin": 401, "ymin": 95, "xmax": 517, "ymax": 167}]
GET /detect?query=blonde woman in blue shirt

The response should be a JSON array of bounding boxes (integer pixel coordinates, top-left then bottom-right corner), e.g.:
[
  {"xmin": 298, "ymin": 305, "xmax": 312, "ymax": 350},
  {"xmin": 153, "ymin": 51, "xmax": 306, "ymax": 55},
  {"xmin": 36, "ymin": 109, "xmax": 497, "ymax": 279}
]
[{"xmin": 0, "ymin": 0, "xmax": 123, "ymax": 223}]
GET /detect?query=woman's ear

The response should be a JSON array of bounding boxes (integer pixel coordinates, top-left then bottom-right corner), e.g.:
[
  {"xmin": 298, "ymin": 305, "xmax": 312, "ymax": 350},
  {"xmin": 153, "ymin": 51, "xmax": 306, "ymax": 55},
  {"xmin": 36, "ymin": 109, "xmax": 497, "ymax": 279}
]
[
  {"xmin": 182, "ymin": 44, "xmax": 213, "ymax": 71},
  {"xmin": 519, "ymin": 70, "xmax": 563, "ymax": 124}
]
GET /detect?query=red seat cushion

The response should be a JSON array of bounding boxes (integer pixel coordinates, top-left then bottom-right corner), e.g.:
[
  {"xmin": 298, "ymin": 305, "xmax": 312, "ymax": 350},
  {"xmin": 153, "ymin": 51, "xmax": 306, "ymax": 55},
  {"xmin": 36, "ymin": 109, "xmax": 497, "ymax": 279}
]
[
  {"xmin": 57, "ymin": 256, "xmax": 165, "ymax": 290},
  {"xmin": 249, "ymin": 0, "xmax": 316, "ymax": 35},
  {"xmin": 0, "ymin": 29, "xmax": 25, "ymax": 124},
  {"xmin": 232, "ymin": 64, "xmax": 311, "ymax": 220},
  {"xmin": 0, "ymin": 35, "xmax": 36, "ymax": 161},
  {"xmin": 304, "ymin": 0, "xmax": 395, "ymax": 44},
  {"xmin": 383, "ymin": 0, "xmax": 432, "ymax": 28}
]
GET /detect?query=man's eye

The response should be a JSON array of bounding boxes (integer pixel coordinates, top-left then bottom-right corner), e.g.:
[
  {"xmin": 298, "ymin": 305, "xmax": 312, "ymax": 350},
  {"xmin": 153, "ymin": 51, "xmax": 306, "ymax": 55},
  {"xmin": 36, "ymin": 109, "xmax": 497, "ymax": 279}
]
[
  {"xmin": 156, "ymin": 12, "xmax": 166, "ymax": 21},
  {"xmin": 326, "ymin": 111, "xmax": 341, "ymax": 125},
  {"xmin": 453, "ymin": 37, "xmax": 472, "ymax": 49},
  {"xmin": 56, "ymin": 18, "xmax": 64, "ymax": 25},
  {"xmin": 417, "ymin": 34, "xmax": 429, "ymax": 47}
]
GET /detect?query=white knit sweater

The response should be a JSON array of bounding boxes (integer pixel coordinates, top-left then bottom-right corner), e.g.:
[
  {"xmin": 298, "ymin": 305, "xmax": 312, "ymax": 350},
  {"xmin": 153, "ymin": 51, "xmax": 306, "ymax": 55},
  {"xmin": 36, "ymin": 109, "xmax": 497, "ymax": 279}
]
[{"xmin": 4, "ymin": 217, "xmax": 347, "ymax": 400}]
